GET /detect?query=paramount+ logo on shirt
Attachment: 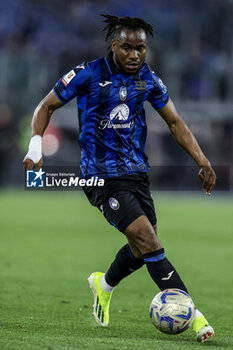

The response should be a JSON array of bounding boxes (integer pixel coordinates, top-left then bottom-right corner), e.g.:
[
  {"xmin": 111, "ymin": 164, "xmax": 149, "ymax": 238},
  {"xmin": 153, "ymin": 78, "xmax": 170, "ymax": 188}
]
[{"xmin": 99, "ymin": 103, "xmax": 134, "ymax": 130}]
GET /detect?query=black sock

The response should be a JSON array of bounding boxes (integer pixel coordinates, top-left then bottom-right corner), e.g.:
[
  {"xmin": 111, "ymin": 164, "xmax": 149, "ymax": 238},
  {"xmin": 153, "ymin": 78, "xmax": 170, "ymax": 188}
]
[
  {"xmin": 142, "ymin": 249, "xmax": 188, "ymax": 293},
  {"xmin": 105, "ymin": 244, "xmax": 144, "ymax": 287}
]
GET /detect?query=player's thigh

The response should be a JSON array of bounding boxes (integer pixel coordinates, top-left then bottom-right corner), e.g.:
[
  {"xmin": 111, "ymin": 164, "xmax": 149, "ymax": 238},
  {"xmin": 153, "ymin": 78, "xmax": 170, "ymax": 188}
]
[
  {"xmin": 136, "ymin": 187, "xmax": 157, "ymax": 229},
  {"xmin": 100, "ymin": 191, "xmax": 146, "ymax": 233}
]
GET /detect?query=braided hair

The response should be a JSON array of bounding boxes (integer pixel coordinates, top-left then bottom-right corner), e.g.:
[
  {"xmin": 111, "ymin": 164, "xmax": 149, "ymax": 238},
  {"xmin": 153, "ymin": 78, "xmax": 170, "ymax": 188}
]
[{"xmin": 101, "ymin": 14, "xmax": 153, "ymax": 42}]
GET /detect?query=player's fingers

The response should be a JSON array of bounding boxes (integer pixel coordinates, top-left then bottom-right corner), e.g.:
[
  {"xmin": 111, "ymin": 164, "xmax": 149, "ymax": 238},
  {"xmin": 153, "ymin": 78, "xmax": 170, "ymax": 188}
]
[
  {"xmin": 202, "ymin": 170, "xmax": 210, "ymax": 186},
  {"xmin": 206, "ymin": 184, "xmax": 214, "ymax": 195},
  {"xmin": 198, "ymin": 166, "xmax": 216, "ymax": 195},
  {"xmin": 203, "ymin": 169, "xmax": 216, "ymax": 194},
  {"xmin": 203, "ymin": 180, "xmax": 210, "ymax": 194},
  {"xmin": 35, "ymin": 158, "xmax": 43, "ymax": 170},
  {"xmin": 23, "ymin": 158, "xmax": 35, "ymax": 170},
  {"xmin": 205, "ymin": 172, "xmax": 216, "ymax": 195},
  {"xmin": 204, "ymin": 177, "xmax": 212, "ymax": 194}
]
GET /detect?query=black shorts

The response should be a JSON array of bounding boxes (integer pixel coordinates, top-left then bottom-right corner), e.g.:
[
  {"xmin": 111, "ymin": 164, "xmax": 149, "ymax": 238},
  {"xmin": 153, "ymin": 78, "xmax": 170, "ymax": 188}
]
[{"xmin": 83, "ymin": 173, "xmax": 157, "ymax": 233}]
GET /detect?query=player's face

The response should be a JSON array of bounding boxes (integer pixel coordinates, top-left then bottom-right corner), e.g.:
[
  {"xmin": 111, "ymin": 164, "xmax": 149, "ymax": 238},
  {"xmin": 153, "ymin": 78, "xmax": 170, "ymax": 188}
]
[{"xmin": 111, "ymin": 28, "xmax": 147, "ymax": 74}]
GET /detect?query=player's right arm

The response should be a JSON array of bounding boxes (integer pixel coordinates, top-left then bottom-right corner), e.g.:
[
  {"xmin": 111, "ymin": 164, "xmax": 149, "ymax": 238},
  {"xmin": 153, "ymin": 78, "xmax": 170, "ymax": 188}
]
[
  {"xmin": 23, "ymin": 63, "xmax": 93, "ymax": 171},
  {"xmin": 23, "ymin": 90, "xmax": 63, "ymax": 170}
]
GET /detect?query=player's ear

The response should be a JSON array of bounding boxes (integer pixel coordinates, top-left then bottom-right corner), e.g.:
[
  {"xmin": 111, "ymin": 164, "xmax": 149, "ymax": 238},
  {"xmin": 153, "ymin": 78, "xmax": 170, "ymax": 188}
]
[{"xmin": 111, "ymin": 39, "xmax": 116, "ymax": 52}]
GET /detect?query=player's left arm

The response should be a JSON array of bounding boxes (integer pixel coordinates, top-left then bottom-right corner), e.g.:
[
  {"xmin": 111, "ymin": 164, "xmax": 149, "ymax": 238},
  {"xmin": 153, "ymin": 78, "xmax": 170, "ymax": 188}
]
[{"xmin": 157, "ymin": 98, "xmax": 216, "ymax": 195}]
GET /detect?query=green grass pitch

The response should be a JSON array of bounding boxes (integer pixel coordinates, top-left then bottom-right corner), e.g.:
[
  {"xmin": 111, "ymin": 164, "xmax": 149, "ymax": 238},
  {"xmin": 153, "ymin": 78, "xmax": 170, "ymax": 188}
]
[{"xmin": 0, "ymin": 190, "xmax": 233, "ymax": 350}]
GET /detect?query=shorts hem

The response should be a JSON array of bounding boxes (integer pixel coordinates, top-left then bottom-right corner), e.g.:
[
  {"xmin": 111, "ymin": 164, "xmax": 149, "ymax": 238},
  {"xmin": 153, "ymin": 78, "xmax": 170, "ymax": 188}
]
[
  {"xmin": 118, "ymin": 212, "xmax": 143, "ymax": 233},
  {"xmin": 119, "ymin": 214, "xmax": 157, "ymax": 233}
]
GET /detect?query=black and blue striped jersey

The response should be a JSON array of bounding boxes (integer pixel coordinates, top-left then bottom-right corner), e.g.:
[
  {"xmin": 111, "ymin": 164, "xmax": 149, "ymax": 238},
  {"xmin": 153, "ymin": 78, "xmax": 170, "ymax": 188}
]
[{"xmin": 53, "ymin": 53, "xmax": 169, "ymax": 179}]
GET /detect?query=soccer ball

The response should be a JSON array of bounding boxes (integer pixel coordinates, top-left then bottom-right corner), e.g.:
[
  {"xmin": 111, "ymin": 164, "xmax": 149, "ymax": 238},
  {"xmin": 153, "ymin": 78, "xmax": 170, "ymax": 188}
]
[{"xmin": 150, "ymin": 288, "xmax": 195, "ymax": 334}]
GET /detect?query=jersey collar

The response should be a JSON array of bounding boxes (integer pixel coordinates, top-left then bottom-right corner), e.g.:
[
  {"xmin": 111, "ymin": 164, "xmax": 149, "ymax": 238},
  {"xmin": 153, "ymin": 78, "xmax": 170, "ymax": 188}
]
[{"xmin": 105, "ymin": 52, "xmax": 142, "ymax": 79}]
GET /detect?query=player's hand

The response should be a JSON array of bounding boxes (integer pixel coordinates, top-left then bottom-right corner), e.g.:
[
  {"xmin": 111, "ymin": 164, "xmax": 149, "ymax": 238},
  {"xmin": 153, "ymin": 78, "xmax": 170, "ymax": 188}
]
[
  {"xmin": 23, "ymin": 135, "xmax": 43, "ymax": 170},
  {"xmin": 23, "ymin": 157, "xmax": 43, "ymax": 171},
  {"xmin": 198, "ymin": 165, "xmax": 216, "ymax": 195}
]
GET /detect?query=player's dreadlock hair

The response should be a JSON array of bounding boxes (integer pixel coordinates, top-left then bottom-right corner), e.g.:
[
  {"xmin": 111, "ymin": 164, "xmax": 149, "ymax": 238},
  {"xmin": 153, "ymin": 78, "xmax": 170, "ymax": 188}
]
[{"xmin": 101, "ymin": 14, "xmax": 153, "ymax": 42}]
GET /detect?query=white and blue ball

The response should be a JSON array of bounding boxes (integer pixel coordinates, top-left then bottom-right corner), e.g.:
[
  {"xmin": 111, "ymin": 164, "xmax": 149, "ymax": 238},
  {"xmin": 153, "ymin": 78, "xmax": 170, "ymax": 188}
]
[{"xmin": 150, "ymin": 288, "xmax": 195, "ymax": 334}]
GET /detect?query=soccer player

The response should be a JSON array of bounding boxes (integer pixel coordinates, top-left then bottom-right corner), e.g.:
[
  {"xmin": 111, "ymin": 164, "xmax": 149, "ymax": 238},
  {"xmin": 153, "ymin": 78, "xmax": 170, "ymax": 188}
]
[{"xmin": 23, "ymin": 15, "xmax": 216, "ymax": 342}]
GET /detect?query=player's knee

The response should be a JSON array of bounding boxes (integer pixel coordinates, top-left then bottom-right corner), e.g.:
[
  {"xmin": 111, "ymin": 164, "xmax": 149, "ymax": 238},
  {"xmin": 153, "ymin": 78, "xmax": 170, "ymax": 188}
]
[
  {"xmin": 128, "ymin": 240, "xmax": 142, "ymax": 259},
  {"xmin": 125, "ymin": 224, "xmax": 162, "ymax": 255},
  {"xmin": 130, "ymin": 245, "xmax": 142, "ymax": 259},
  {"xmin": 139, "ymin": 232, "xmax": 162, "ymax": 254}
]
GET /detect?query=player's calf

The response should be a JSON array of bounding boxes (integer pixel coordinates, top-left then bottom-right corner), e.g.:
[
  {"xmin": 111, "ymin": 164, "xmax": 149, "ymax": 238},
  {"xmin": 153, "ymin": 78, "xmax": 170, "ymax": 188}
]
[
  {"xmin": 105, "ymin": 244, "xmax": 144, "ymax": 287},
  {"xmin": 142, "ymin": 248, "xmax": 188, "ymax": 292}
]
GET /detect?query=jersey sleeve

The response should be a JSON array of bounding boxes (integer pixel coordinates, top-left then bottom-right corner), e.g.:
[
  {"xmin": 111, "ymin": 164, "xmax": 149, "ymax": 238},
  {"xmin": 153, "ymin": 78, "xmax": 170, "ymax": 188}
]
[
  {"xmin": 53, "ymin": 63, "xmax": 92, "ymax": 104},
  {"xmin": 147, "ymin": 73, "xmax": 169, "ymax": 109}
]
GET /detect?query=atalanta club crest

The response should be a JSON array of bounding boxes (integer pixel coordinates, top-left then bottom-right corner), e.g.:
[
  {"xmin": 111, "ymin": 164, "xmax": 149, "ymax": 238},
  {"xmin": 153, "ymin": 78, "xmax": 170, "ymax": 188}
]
[
  {"xmin": 119, "ymin": 86, "xmax": 127, "ymax": 101},
  {"xmin": 109, "ymin": 197, "xmax": 120, "ymax": 210}
]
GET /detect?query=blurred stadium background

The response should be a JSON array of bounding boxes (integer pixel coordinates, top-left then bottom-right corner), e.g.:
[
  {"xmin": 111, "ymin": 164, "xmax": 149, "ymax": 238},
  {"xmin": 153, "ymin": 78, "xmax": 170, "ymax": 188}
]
[{"xmin": 0, "ymin": 0, "xmax": 232, "ymax": 190}]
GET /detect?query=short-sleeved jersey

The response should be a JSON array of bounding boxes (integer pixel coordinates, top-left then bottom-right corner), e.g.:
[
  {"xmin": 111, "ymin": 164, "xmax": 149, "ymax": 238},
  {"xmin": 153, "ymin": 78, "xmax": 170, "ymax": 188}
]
[{"xmin": 54, "ymin": 53, "xmax": 169, "ymax": 179}]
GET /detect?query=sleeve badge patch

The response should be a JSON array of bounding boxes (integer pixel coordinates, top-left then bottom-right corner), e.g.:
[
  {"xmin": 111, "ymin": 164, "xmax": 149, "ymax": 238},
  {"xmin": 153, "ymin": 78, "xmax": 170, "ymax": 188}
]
[
  {"xmin": 61, "ymin": 70, "xmax": 76, "ymax": 86},
  {"xmin": 158, "ymin": 78, "xmax": 167, "ymax": 94}
]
